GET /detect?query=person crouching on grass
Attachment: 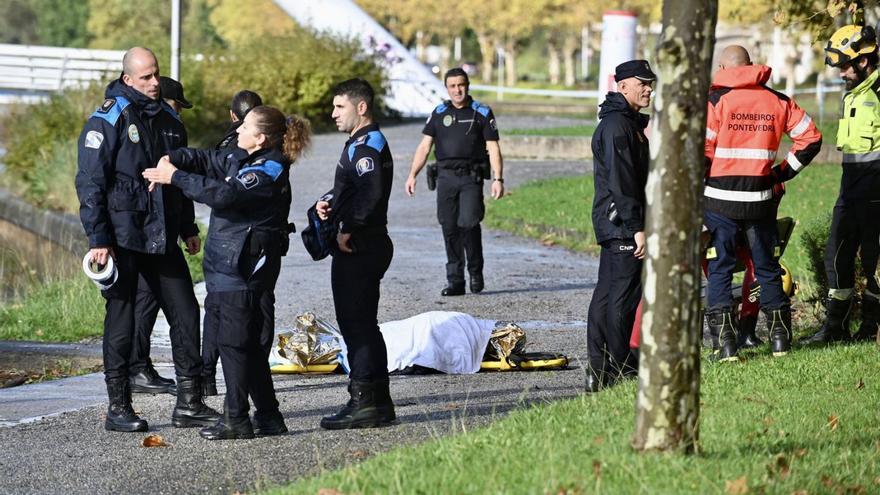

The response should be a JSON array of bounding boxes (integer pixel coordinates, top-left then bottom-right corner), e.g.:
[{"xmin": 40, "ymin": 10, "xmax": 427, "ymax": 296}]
[{"xmin": 143, "ymin": 106, "xmax": 310, "ymax": 440}]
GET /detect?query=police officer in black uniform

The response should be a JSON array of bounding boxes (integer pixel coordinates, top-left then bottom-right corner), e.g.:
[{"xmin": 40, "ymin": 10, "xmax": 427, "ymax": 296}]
[
  {"xmin": 129, "ymin": 76, "xmax": 200, "ymax": 396},
  {"xmin": 586, "ymin": 60, "xmax": 655, "ymax": 393},
  {"xmin": 200, "ymin": 89, "xmax": 264, "ymax": 397},
  {"xmin": 75, "ymin": 47, "xmax": 219, "ymax": 432},
  {"xmin": 144, "ymin": 105, "xmax": 311, "ymax": 440},
  {"xmin": 316, "ymin": 79, "xmax": 396, "ymax": 429},
  {"xmin": 406, "ymin": 68, "xmax": 505, "ymax": 296}
]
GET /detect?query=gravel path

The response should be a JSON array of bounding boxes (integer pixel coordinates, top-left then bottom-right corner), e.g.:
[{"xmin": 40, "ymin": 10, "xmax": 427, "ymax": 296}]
[{"xmin": 0, "ymin": 120, "xmax": 597, "ymax": 495}]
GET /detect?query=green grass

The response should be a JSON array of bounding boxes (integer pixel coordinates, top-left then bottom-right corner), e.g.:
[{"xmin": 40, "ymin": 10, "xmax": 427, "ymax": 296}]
[
  {"xmin": 0, "ymin": 275, "xmax": 104, "ymax": 342},
  {"xmin": 486, "ymin": 164, "xmax": 844, "ymax": 296},
  {"xmin": 272, "ymin": 341, "xmax": 880, "ymax": 494},
  {"xmin": 506, "ymin": 124, "xmax": 597, "ymax": 137}
]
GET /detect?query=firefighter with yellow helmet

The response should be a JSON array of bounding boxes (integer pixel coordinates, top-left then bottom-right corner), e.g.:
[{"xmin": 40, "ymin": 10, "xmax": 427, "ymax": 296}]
[{"xmin": 803, "ymin": 25, "xmax": 880, "ymax": 345}]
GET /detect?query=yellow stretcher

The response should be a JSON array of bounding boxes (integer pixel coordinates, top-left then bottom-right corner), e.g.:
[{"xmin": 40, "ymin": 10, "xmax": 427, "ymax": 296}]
[
  {"xmin": 270, "ymin": 363, "xmax": 340, "ymax": 374},
  {"xmin": 480, "ymin": 352, "xmax": 569, "ymax": 371}
]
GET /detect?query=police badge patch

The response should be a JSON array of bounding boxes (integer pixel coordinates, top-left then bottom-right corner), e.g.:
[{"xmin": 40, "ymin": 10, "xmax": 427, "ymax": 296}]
[
  {"xmin": 489, "ymin": 118, "xmax": 497, "ymax": 131},
  {"xmin": 98, "ymin": 98, "xmax": 116, "ymax": 113},
  {"xmin": 356, "ymin": 157, "xmax": 375, "ymax": 176},
  {"xmin": 237, "ymin": 172, "xmax": 259, "ymax": 189},
  {"xmin": 85, "ymin": 130, "xmax": 104, "ymax": 149},
  {"xmin": 442, "ymin": 115, "xmax": 454, "ymax": 127},
  {"xmin": 127, "ymin": 124, "xmax": 140, "ymax": 143}
]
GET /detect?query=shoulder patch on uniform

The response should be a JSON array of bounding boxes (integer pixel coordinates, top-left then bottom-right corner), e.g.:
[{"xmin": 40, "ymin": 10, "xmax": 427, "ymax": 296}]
[
  {"xmin": 237, "ymin": 172, "xmax": 260, "ymax": 189},
  {"xmin": 238, "ymin": 159, "xmax": 284, "ymax": 182},
  {"xmin": 434, "ymin": 102, "xmax": 449, "ymax": 114},
  {"xmin": 91, "ymin": 96, "xmax": 130, "ymax": 125},
  {"xmin": 470, "ymin": 99, "xmax": 490, "ymax": 117},
  {"xmin": 355, "ymin": 156, "xmax": 375, "ymax": 176},
  {"xmin": 84, "ymin": 130, "xmax": 104, "ymax": 149},
  {"xmin": 365, "ymin": 131, "xmax": 387, "ymax": 153}
]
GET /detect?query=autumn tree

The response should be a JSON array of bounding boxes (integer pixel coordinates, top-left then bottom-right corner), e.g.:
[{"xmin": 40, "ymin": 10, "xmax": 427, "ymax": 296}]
[
  {"xmin": 207, "ymin": 0, "xmax": 296, "ymax": 46},
  {"xmin": 632, "ymin": 0, "xmax": 717, "ymax": 454}
]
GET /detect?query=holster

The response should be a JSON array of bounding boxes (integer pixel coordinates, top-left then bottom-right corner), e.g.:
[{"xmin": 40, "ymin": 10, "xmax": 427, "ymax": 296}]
[{"xmin": 426, "ymin": 163, "xmax": 438, "ymax": 191}]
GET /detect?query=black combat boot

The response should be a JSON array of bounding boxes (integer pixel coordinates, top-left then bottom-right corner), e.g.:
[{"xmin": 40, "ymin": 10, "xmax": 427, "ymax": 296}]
[
  {"xmin": 253, "ymin": 410, "xmax": 288, "ymax": 437},
  {"xmin": 441, "ymin": 283, "xmax": 465, "ymax": 296},
  {"xmin": 853, "ymin": 296, "xmax": 880, "ymax": 342},
  {"xmin": 201, "ymin": 374, "xmax": 218, "ymax": 397},
  {"xmin": 171, "ymin": 376, "xmax": 221, "ymax": 428},
  {"xmin": 736, "ymin": 314, "xmax": 764, "ymax": 350},
  {"xmin": 200, "ymin": 413, "xmax": 254, "ymax": 440},
  {"xmin": 765, "ymin": 307, "xmax": 793, "ymax": 357},
  {"xmin": 469, "ymin": 273, "xmax": 484, "ymax": 294},
  {"xmin": 373, "ymin": 377, "xmax": 397, "ymax": 423},
  {"xmin": 585, "ymin": 367, "xmax": 608, "ymax": 394},
  {"xmin": 320, "ymin": 379, "xmax": 397, "ymax": 430},
  {"xmin": 800, "ymin": 298, "xmax": 852, "ymax": 346},
  {"xmin": 105, "ymin": 377, "xmax": 149, "ymax": 432},
  {"xmin": 130, "ymin": 362, "xmax": 176, "ymax": 395},
  {"xmin": 706, "ymin": 309, "xmax": 739, "ymax": 362}
]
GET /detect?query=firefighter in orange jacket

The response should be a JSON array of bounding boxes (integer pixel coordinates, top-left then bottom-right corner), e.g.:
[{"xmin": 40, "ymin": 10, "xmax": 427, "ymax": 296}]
[{"xmin": 704, "ymin": 45, "xmax": 822, "ymax": 361}]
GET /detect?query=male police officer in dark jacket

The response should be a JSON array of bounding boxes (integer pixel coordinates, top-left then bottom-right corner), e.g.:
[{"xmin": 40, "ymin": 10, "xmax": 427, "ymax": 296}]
[
  {"xmin": 215, "ymin": 90, "xmax": 263, "ymax": 151},
  {"xmin": 405, "ymin": 68, "xmax": 504, "ymax": 296},
  {"xmin": 316, "ymin": 79, "xmax": 396, "ymax": 429},
  {"xmin": 75, "ymin": 47, "xmax": 219, "ymax": 432},
  {"xmin": 129, "ymin": 76, "xmax": 200, "ymax": 396},
  {"xmin": 586, "ymin": 60, "xmax": 655, "ymax": 393}
]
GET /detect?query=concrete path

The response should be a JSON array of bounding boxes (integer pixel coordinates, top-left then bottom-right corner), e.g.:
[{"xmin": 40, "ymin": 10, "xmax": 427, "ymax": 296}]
[{"xmin": 0, "ymin": 119, "xmax": 597, "ymax": 495}]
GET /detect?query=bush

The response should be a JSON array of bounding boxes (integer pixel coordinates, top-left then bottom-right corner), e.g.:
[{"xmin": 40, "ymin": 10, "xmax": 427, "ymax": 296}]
[{"xmin": 798, "ymin": 211, "xmax": 832, "ymax": 301}]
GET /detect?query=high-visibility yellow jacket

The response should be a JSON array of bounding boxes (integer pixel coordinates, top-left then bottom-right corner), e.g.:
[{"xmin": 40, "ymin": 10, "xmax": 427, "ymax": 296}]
[{"xmin": 837, "ymin": 69, "xmax": 880, "ymax": 201}]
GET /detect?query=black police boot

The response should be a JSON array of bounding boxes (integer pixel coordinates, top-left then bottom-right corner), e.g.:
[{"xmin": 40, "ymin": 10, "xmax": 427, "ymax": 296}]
[
  {"xmin": 171, "ymin": 375, "xmax": 221, "ymax": 428},
  {"xmin": 441, "ymin": 283, "xmax": 465, "ymax": 297},
  {"xmin": 320, "ymin": 379, "xmax": 396, "ymax": 430},
  {"xmin": 800, "ymin": 298, "xmax": 852, "ymax": 346},
  {"xmin": 469, "ymin": 273, "xmax": 484, "ymax": 294},
  {"xmin": 105, "ymin": 377, "xmax": 149, "ymax": 432},
  {"xmin": 201, "ymin": 374, "xmax": 218, "ymax": 397},
  {"xmin": 373, "ymin": 377, "xmax": 397, "ymax": 424},
  {"xmin": 853, "ymin": 296, "xmax": 880, "ymax": 342},
  {"xmin": 130, "ymin": 364, "xmax": 176, "ymax": 395},
  {"xmin": 200, "ymin": 413, "xmax": 254, "ymax": 440},
  {"xmin": 253, "ymin": 410, "xmax": 288, "ymax": 437},
  {"xmin": 765, "ymin": 307, "xmax": 793, "ymax": 357},
  {"xmin": 736, "ymin": 314, "xmax": 764, "ymax": 350},
  {"xmin": 585, "ymin": 367, "xmax": 607, "ymax": 394},
  {"xmin": 706, "ymin": 309, "xmax": 738, "ymax": 362}
]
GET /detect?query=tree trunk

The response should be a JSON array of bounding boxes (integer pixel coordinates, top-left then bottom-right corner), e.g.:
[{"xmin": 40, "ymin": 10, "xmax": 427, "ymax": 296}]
[
  {"xmin": 477, "ymin": 33, "xmax": 495, "ymax": 84},
  {"xmin": 563, "ymin": 34, "xmax": 578, "ymax": 87},
  {"xmin": 631, "ymin": 0, "xmax": 718, "ymax": 454},
  {"xmin": 504, "ymin": 39, "xmax": 517, "ymax": 87},
  {"xmin": 548, "ymin": 44, "xmax": 561, "ymax": 85}
]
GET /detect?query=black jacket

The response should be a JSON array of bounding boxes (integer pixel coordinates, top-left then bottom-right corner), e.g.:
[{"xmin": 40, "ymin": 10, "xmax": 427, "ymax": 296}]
[
  {"xmin": 215, "ymin": 121, "xmax": 241, "ymax": 151},
  {"xmin": 168, "ymin": 146, "xmax": 292, "ymax": 292},
  {"xmin": 591, "ymin": 92, "xmax": 650, "ymax": 243},
  {"xmin": 76, "ymin": 79, "xmax": 193, "ymax": 252}
]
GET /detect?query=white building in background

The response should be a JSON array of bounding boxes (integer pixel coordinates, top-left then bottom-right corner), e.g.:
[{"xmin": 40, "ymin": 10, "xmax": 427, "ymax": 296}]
[{"xmin": 273, "ymin": 0, "xmax": 446, "ymax": 117}]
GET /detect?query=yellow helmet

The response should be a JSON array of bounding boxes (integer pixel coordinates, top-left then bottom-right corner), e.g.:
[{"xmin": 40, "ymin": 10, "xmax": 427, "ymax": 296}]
[{"xmin": 825, "ymin": 25, "xmax": 877, "ymax": 67}]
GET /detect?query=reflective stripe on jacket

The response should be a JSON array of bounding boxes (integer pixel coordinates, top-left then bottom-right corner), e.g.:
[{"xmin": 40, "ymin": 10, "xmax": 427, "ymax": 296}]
[{"xmin": 705, "ymin": 64, "xmax": 822, "ymax": 219}]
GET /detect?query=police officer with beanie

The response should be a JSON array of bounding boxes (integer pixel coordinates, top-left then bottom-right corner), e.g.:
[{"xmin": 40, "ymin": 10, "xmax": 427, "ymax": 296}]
[
  {"xmin": 128, "ymin": 76, "xmax": 200, "ymax": 396},
  {"xmin": 405, "ymin": 68, "xmax": 504, "ymax": 296},
  {"xmin": 316, "ymin": 78, "xmax": 396, "ymax": 429},
  {"xmin": 586, "ymin": 60, "xmax": 654, "ymax": 393},
  {"xmin": 802, "ymin": 25, "xmax": 880, "ymax": 345},
  {"xmin": 76, "ymin": 47, "xmax": 219, "ymax": 432}
]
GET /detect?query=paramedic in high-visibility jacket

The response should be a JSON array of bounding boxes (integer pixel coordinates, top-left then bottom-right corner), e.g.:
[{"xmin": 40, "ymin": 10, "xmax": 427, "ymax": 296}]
[
  {"xmin": 704, "ymin": 45, "xmax": 822, "ymax": 361},
  {"xmin": 802, "ymin": 25, "xmax": 880, "ymax": 346}
]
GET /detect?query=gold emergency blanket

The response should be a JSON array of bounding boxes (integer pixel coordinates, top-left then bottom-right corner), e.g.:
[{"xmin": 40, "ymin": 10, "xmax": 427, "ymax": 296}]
[
  {"xmin": 275, "ymin": 312, "xmax": 341, "ymax": 367},
  {"xmin": 483, "ymin": 321, "xmax": 526, "ymax": 361}
]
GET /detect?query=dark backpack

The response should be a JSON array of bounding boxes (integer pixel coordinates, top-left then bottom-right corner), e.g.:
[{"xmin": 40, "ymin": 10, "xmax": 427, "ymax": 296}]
[{"xmin": 300, "ymin": 202, "xmax": 335, "ymax": 261}]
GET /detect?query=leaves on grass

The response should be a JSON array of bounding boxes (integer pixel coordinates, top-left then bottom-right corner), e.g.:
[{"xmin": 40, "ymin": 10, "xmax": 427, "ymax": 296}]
[
  {"xmin": 766, "ymin": 453, "xmax": 790, "ymax": 480},
  {"xmin": 540, "ymin": 236, "xmax": 557, "ymax": 247},
  {"xmin": 141, "ymin": 435, "xmax": 169, "ymax": 448},
  {"xmin": 856, "ymin": 378, "xmax": 865, "ymax": 390},
  {"xmin": 592, "ymin": 460, "xmax": 601, "ymax": 480},
  {"xmin": 592, "ymin": 435, "xmax": 605, "ymax": 445},
  {"xmin": 725, "ymin": 476, "xmax": 749, "ymax": 494},
  {"xmin": 827, "ymin": 414, "xmax": 839, "ymax": 432}
]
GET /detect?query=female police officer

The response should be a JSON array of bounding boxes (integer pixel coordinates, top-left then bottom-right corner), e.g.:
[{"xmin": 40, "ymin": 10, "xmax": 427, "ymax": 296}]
[{"xmin": 143, "ymin": 106, "xmax": 311, "ymax": 439}]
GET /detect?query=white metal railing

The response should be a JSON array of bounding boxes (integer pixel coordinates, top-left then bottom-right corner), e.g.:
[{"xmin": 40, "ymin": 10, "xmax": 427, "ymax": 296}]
[{"xmin": 0, "ymin": 44, "xmax": 123, "ymax": 98}]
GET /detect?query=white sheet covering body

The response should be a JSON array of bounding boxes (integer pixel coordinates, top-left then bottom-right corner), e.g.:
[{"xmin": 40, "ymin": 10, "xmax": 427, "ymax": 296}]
[{"xmin": 380, "ymin": 311, "xmax": 495, "ymax": 374}]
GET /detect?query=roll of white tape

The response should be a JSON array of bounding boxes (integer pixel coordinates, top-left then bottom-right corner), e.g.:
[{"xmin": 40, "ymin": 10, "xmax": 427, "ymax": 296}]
[{"xmin": 82, "ymin": 252, "xmax": 118, "ymax": 290}]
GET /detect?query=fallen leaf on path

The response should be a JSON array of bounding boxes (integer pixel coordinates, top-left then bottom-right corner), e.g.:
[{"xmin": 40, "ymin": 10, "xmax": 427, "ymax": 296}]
[
  {"xmin": 141, "ymin": 434, "xmax": 169, "ymax": 448},
  {"xmin": 827, "ymin": 415, "xmax": 839, "ymax": 431},
  {"xmin": 725, "ymin": 476, "xmax": 748, "ymax": 494},
  {"xmin": 350, "ymin": 450, "xmax": 369, "ymax": 460}
]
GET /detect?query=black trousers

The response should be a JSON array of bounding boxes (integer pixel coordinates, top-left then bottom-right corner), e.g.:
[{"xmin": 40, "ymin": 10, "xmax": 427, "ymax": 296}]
[
  {"xmin": 825, "ymin": 200, "xmax": 880, "ymax": 295},
  {"xmin": 331, "ymin": 234, "xmax": 393, "ymax": 381},
  {"xmin": 436, "ymin": 168, "xmax": 484, "ymax": 286},
  {"xmin": 586, "ymin": 239, "xmax": 642, "ymax": 379},
  {"xmin": 209, "ymin": 256, "xmax": 281, "ymax": 420},
  {"xmin": 101, "ymin": 246, "xmax": 201, "ymax": 381}
]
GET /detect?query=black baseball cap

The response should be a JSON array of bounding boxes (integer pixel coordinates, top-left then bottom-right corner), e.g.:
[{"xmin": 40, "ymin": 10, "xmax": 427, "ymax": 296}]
[
  {"xmin": 614, "ymin": 60, "xmax": 656, "ymax": 82},
  {"xmin": 159, "ymin": 76, "xmax": 193, "ymax": 109}
]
